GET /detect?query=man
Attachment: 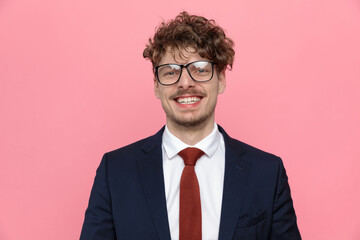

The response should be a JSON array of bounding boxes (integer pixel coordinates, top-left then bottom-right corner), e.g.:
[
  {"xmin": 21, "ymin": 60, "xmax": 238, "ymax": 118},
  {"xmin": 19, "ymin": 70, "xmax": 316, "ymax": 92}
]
[{"xmin": 80, "ymin": 11, "xmax": 301, "ymax": 240}]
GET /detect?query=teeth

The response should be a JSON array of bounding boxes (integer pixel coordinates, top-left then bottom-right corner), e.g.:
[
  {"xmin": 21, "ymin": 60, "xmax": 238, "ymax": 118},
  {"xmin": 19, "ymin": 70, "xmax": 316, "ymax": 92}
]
[{"xmin": 177, "ymin": 97, "xmax": 201, "ymax": 104}]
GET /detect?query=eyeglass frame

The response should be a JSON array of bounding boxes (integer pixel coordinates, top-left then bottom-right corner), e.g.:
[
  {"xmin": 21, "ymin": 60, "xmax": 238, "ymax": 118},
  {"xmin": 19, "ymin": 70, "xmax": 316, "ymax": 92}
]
[{"xmin": 154, "ymin": 60, "xmax": 216, "ymax": 86}]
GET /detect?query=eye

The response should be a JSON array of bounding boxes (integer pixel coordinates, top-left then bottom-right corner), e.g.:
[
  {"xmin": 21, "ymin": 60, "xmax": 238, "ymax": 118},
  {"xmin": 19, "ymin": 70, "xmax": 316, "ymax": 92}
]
[
  {"xmin": 190, "ymin": 66, "xmax": 210, "ymax": 75},
  {"xmin": 189, "ymin": 61, "xmax": 212, "ymax": 75},
  {"xmin": 197, "ymin": 69, "xmax": 207, "ymax": 73},
  {"xmin": 159, "ymin": 66, "xmax": 181, "ymax": 77},
  {"xmin": 165, "ymin": 69, "xmax": 180, "ymax": 76},
  {"xmin": 164, "ymin": 71, "xmax": 175, "ymax": 76}
]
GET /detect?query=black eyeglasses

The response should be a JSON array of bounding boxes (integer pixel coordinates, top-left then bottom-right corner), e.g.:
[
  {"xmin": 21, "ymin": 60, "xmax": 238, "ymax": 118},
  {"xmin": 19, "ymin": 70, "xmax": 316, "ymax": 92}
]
[{"xmin": 154, "ymin": 60, "xmax": 215, "ymax": 86}]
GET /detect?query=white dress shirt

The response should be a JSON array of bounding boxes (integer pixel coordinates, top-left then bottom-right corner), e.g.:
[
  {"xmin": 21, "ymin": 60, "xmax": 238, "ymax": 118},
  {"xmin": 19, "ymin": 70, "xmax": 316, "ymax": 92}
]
[{"xmin": 162, "ymin": 123, "xmax": 225, "ymax": 240}]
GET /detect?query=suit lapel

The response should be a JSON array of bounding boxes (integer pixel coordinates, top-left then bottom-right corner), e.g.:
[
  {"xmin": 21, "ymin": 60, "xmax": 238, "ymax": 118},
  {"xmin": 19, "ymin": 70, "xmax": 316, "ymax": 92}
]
[
  {"xmin": 218, "ymin": 126, "xmax": 250, "ymax": 240},
  {"xmin": 137, "ymin": 127, "xmax": 171, "ymax": 240}
]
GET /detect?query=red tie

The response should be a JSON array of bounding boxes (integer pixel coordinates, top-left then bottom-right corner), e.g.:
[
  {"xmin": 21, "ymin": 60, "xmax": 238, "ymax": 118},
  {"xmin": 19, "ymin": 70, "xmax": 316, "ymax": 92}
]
[{"xmin": 178, "ymin": 147, "xmax": 204, "ymax": 240}]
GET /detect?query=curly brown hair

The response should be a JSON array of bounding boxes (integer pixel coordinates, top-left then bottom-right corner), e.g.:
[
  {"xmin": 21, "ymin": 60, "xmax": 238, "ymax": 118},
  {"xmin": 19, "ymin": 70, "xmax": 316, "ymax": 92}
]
[{"xmin": 143, "ymin": 11, "xmax": 235, "ymax": 72}]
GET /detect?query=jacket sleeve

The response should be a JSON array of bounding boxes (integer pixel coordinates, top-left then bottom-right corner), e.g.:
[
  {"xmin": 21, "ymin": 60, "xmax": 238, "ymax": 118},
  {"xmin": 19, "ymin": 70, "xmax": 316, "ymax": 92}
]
[
  {"xmin": 80, "ymin": 153, "xmax": 116, "ymax": 240},
  {"xmin": 270, "ymin": 158, "xmax": 301, "ymax": 239}
]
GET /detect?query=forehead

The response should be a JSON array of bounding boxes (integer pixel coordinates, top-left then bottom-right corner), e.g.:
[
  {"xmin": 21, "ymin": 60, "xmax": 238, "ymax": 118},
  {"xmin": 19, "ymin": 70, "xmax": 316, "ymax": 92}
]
[{"xmin": 158, "ymin": 47, "xmax": 205, "ymax": 65}]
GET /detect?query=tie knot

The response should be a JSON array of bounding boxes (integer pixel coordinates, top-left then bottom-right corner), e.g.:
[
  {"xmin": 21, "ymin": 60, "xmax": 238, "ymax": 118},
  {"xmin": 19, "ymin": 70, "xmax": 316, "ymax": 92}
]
[{"xmin": 178, "ymin": 147, "xmax": 204, "ymax": 166}]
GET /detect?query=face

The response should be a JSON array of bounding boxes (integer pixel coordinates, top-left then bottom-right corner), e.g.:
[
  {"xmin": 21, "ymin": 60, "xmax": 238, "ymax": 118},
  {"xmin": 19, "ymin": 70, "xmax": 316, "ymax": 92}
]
[{"xmin": 154, "ymin": 48, "xmax": 226, "ymax": 129}]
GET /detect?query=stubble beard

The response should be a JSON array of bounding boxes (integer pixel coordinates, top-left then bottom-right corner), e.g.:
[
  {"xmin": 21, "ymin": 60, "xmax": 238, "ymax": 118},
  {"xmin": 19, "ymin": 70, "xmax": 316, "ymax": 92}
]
[{"xmin": 164, "ymin": 103, "xmax": 217, "ymax": 130}]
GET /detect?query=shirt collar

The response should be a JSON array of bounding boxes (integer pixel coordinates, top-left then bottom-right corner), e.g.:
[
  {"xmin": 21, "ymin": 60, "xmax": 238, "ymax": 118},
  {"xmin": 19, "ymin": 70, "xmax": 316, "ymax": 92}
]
[{"xmin": 162, "ymin": 123, "xmax": 222, "ymax": 159}]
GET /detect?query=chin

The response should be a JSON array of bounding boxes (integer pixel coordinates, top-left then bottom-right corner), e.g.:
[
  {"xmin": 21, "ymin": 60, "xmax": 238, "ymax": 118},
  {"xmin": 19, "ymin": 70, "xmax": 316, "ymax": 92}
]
[{"xmin": 170, "ymin": 113, "xmax": 213, "ymax": 129}]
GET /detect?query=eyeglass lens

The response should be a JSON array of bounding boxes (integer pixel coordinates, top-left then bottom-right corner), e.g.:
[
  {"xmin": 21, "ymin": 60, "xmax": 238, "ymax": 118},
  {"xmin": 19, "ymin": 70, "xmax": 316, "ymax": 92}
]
[{"xmin": 157, "ymin": 61, "xmax": 213, "ymax": 85}]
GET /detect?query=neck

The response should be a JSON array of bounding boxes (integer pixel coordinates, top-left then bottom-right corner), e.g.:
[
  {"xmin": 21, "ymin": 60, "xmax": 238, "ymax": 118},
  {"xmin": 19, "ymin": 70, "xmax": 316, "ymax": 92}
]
[{"xmin": 166, "ymin": 119, "xmax": 215, "ymax": 146}]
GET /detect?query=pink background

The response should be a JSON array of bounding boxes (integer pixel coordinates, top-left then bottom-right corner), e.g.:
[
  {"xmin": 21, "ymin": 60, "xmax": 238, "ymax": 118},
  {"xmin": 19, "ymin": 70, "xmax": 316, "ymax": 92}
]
[{"xmin": 1, "ymin": 0, "xmax": 360, "ymax": 239}]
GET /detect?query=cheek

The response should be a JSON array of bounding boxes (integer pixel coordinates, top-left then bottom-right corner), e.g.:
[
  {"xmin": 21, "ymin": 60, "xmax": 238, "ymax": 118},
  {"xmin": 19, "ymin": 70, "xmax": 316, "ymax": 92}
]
[
  {"xmin": 154, "ymin": 80, "xmax": 164, "ymax": 99},
  {"xmin": 209, "ymin": 85, "xmax": 220, "ymax": 96},
  {"xmin": 155, "ymin": 87, "xmax": 166, "ymax": 100},
  {"xmin": 159, "ymin": 90, "xmax": 170, "ymax": 103},
  {"xmin": 155, "ymin": 92, "xmax": 160, "ymax": 99},
  {"xmin": 154, "ymin": 86, "xmax": 160, "ymax": 99}
]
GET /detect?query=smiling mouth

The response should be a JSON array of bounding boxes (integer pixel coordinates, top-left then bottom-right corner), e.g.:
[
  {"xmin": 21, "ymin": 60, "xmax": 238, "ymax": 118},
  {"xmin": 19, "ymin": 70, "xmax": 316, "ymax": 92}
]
[{"xmin": 176, "ymin": 96, "xmax": 202, "ymax": 104}]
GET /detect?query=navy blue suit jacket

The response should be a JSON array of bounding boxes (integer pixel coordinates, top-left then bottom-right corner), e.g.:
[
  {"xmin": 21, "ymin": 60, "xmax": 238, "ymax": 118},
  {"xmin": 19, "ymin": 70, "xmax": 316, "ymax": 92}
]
[{"xmin": 80, "ymin": 126, "xmax": 301, "ymax": 239}]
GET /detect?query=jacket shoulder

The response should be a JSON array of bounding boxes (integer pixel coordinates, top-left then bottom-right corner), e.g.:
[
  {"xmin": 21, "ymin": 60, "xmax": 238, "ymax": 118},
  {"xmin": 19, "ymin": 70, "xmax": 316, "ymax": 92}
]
[
  {"xmin": 223, "ymin": 130, "xmax": 283, "ymax": 170},
  {"xmin": 233, "ymin": 138, "xmax": 280, "ymax": 159},
  {"xmin": 104, "ymin": 127, "xmax": 164, "ymax": 163},
  {"xmin": 219, "ymin": 125, "xmax": 280, "ymax": 160}
]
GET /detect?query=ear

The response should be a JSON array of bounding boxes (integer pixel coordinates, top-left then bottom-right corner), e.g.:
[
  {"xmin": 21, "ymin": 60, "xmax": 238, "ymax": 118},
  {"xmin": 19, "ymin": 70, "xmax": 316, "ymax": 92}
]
[
  {"xmin": 217, "ymin": 70, "xmax": 226, "ymax": 94},
  {"xmin": 154, "ymin": 77, "xmax": 160, "ymax": 99}
]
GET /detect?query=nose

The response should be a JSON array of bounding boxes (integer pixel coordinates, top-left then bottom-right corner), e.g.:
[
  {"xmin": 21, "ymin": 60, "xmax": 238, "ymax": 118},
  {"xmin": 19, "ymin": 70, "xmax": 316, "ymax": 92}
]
[{"xmin": 177, "ymin": 67, "xmax": 195, "ymax": 89}]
